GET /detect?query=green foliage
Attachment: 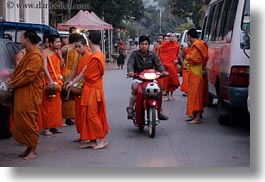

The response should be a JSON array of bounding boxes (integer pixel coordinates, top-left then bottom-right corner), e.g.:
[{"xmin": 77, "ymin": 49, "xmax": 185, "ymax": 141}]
[
  {"xmin": 169, "ymin": 0, "xmax": 210, "ymax": 29},
  {"xmin": 49, "ymin": 0, "xmax": 144, "ymax": 29}
]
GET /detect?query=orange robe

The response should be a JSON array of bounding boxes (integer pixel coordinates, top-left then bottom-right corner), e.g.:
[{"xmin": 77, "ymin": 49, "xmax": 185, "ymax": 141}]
[
  {"xmin": 74, "ymin": 51, "xmax": 92, "ymax": 134},
  {"xmin": 80, "ymin": 51, "xmax": 109, "ymax": 140},
  {"xmin": 186, "ymin": 40, "xmax": 208, "ymax": 116},
  {"xmin": 9, "ymin": 48, "xmax": 44, "ymax": 148},
  {"xmin": 153, "ymin": 43, "xmax": 161, "ymax": 56},
  {"xmin": 180, "ymin": 47, "xmax": 191, "ymax": 93},
  {"xmin": 62, "ymin": 48, "xmax": 79, "ymax": 119},
  {"xmin": 41, "ymin": 52, "xmax": 63, "ymax": 129},
  {"xmin": 159, "ymin": 41, "xmax": 180, "ymax": 92}
]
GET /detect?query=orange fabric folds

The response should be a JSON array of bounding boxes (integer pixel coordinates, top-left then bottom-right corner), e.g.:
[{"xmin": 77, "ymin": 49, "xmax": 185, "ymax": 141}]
[
  {"xmin": 80, "ymin": 52, "xmax": 109, "ymax": 140},
  {"xmin": 10, "ymin": 48, "xmax": 44, "ymax": 148},
  {"xmin": 75, "ymin": 51, "xmax": 91, "ymax": 133},
  {"xmin": 159, "ymin": 41, "xmax": 180, "ymax": 92},
  {"xmin": 41, "ymin": 53, "xmax": 63, "ymax": 129}
]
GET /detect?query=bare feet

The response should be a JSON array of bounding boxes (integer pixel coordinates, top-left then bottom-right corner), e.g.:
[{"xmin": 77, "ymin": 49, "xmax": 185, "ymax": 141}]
[
  {"xmin": 23, "ymin": 151, "xmax": 38, "ymax": 160},
  {"xmin": 170, "ymin": 93, "xmax": 175, "ymax": 100},
  {"xmin": 43, "ymin": 129, "xmax": 54, "ymax": 137},
  {"xmin": 80, "ymin": 140, "xmax": 97, "ymax": 148},
  {"xmin": 164, "ymin": 97, "xmax": 170, "ymax": 101},
  {"xmin": 18, "ymin": 147, "xmax": 30, "ymax": 157},
  {"xmin": 189, "ymin": 119, "xmax": 202, "ymax": 124},
  {"xmin": 93, "ymin": 139, "xmax": 108, "ymax": 150},
  {"xmin": 185, "ymin": 115, "xmax": 194, "ymax": 121}
]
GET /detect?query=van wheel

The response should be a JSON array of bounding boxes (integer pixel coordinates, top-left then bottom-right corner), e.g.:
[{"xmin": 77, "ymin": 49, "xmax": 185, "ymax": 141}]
[
  {"xmin": 218, "ymin": 98, "xmax": 232, "ymax": 125},
  {"xmin": 208, "ymin": 95, "xmax": 214, "ymax": 106}
]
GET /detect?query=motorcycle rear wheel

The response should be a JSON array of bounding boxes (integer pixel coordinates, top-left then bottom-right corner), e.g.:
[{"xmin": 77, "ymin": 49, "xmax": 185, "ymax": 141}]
[{"xmin": 148, "ymin": 106, "xmax": 157, "ymax": 138}]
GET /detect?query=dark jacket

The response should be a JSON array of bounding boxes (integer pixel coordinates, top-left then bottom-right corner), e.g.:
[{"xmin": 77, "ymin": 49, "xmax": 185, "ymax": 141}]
[{"xmin": 127, "ymin": 50, "xmax": 165, "ymax": 74}]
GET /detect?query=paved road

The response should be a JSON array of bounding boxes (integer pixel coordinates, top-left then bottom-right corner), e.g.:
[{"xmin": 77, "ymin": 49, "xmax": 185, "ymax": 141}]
[{"xmin": 0, "ymin": 47, "xmax": 250, "ymax": 167}]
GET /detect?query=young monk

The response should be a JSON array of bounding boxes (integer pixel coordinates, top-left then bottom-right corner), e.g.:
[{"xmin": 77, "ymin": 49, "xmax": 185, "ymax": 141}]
[
  {"xmin": 185, "ymin": 28, "xmax": 208, "ymax": 124},
  {"xmin": 61, "ymin": 33, "xmax": 80, "ymax": 126},
  {"xmin": 7, "ymin": 30, "xmax": 44, "ymax": 160},
  {"xmin": 66, "ymin": 34, "xmax": 92, "ymax": 142},
  {"xmin": 41, "ymin": 34, "xmax": 64, "ymax": 136},
  {"xmin": 180, "ymin": 40, "xmax": 192, "ymax": 97},
  {"xmin": 159, "ymin": 32, "xmax": 180, "ymax": 101},
  {"xmin": 79, "ymin": 30, "xmax": 110, "ymax": 149}
]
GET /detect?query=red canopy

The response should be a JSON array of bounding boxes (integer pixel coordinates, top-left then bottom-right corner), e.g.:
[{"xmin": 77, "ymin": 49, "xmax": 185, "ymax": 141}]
[{"xmin": 57, "ymin": 10, "xmax": 113, "ymax": 30}]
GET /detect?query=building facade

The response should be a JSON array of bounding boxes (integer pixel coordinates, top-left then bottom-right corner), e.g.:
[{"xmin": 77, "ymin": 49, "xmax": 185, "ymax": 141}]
[{"xmin": 0, "ymin": 0, "xmax": 49, "ymax": 25}]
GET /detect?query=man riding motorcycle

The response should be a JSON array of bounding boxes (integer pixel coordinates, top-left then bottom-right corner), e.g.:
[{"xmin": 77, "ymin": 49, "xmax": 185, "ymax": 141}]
[{"xmin": 126, "ymin": 35, "xmax": 169, "ymax": 119}]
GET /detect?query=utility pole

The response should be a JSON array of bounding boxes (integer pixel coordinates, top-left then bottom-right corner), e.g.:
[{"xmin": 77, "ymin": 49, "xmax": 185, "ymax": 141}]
[{"xmin": 159, "ymin": 8, "xmax": 162, "ymax": 33}]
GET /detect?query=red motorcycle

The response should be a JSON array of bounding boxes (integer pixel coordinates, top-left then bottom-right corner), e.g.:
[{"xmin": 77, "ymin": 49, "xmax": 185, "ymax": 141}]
[{"xmin": 128, "ymin": 69, "xmax": 163, "ymax": 138}]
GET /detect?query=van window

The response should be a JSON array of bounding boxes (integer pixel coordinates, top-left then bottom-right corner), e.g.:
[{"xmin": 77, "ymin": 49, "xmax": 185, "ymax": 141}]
[
  {"xmin": 3, "ymin": 26, "xmax": 16, "ymax": 41},
  {"xmin": 204, "ymin": 4, "xmax": 216, "ymax": 41},
  {"xmin": 216, "ymin": 0, "xmax": 230, "ymax": 40},
  {"xmin": 223, "ymin": 0, "xmax": 239, "ymax": 40},
  {"xmin": 209, "ymin": 2, "xmax": 223, "ymax": 41},
  {"xmin": 242, "ymin": 0, "xmax": 250, "ymax": 31},
  {"xmin": 203, "ymin": 0, "xmax": 239, "ymax": 41}
]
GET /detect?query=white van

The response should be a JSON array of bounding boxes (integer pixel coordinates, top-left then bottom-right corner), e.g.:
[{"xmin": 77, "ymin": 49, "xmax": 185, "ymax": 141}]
[{"xmin": 201, "ymin": 0, "xmax": 250, "ymax": 124}]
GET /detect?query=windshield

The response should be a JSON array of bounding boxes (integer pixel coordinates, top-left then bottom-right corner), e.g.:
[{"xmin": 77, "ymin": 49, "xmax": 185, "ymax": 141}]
[{"xmin": 242, "ymin": 0, "xmax": 250, "ymax": 31}]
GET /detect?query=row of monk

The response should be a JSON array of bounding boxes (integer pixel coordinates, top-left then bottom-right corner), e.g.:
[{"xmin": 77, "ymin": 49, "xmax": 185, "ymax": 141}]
[{"xmin": 6, "ymin": 29, "xmax": 109, "ymax": 160}]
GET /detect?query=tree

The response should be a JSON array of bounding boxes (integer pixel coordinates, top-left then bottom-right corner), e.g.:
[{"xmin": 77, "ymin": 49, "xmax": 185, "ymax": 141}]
[
  {"xmin": 49, "ymin": 0, "xmax": 144, "ymax": 29},
  {"xmin": 169, "ymin": 0, "xmax": 210, "ymax": 29}
]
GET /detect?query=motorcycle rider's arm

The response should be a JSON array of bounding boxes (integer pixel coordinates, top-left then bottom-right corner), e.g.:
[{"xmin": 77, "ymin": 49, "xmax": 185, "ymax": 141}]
[{"xmin": 127, "ymin": 51, "xmax": 135, "ymax": 76}]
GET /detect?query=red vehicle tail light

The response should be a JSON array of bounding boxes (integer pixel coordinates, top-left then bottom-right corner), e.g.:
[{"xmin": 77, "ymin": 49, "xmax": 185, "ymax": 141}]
[{"xmin": 229, "ymin": 66, "xmax": 249, "ymax": 87}]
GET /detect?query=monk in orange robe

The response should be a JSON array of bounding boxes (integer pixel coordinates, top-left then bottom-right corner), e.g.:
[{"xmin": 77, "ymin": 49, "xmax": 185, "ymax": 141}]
[
  {"xmin": 153, "ymin": 34, "xmax": 164, "ymax": 56},
  {"xmin": 61, "ymin": 33, "xmax": 80, "ymax": 126},
  {"xmin": 78, "ymin": 30, "xmax": 109, "ymax": 149},
  {"xmin": 185, "ymin": 28, "xmax": 208, "ymax": 124},
  {"xmin": 8, "ymin": 30, "xmax": 44, "ymax": 160},
  {"xmin": 180, "ymin": 41, "xmax": 192, "ymax": 96},
  {"xmin": 41, "ymin": 35, "xmax": 64, "ymax": 136},
  {"xmin": 66, "ymin": 35, "xmax": 92, "ymax": 142},
  {"xmin": 159, "ymin": 32, "xmax": 180, "ymax": 100}
]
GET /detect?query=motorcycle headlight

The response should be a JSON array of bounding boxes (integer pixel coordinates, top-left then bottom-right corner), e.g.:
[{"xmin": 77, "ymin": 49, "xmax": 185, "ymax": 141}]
[{"xmin": 143, "ymin": 72, "xmax": 157, "ymax": 80}]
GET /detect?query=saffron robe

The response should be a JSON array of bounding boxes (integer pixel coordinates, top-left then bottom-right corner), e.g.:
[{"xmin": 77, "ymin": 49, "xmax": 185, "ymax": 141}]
[
  {"xmin": 62, "ymin": 48, "xmax": 79, "ymax": 119},
  {"xmin": 186, "ymin": 40, "xmax": 208, "ymax": 116},
  {"xmin": 180, "ymin": 47, "xmax": 191, "ymax": 93},
  {"xmin": 9, "ymin": 48, "xmax": 44, "ymax": 148},
  {"xmin": 159, "ymin": 41, "xmax": 180, "ymax": 92},
  {"xmin": 41, "ymin": 52, "xmax": 63, "ymax": 129},
  {"xmin": 74, "ymin": 51, "xmax": 92, "ymax": 134},
  {"xmin": 80, "ymin": 51, "xmax": 109, "ymax": 140}
]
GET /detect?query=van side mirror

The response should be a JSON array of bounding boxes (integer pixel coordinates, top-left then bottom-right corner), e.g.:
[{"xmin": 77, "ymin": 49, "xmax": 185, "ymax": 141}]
[{"xmin": 240, "ymin": 32, "xmax": 250, "ymax": 50}]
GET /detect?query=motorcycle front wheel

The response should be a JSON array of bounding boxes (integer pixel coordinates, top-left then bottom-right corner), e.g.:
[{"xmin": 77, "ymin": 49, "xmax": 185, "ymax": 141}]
[{"xmin": 148, "ymin": 106, "xmax": 157, "ymax": 138}]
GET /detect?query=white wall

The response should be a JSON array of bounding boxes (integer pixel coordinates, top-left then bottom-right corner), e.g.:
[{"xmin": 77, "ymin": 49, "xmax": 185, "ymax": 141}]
[{"xmin": 3, "ymin": 0, "xmax": 49, "ymax": 25}]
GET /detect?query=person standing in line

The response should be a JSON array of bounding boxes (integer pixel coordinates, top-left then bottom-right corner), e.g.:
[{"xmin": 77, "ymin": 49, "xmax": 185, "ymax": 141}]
[
  {"xmin": 185, "ymin": 28, "xmax": 208, "ymax": 124},
  {"xmin": 66, "ymin": 35, "xmax": 92, "ymax": 143},
  {"xmin": 117, "ymin": 38, "xmax": 127, "ymax": 70},
  {"xmin": 61, "ymin": 26, "xmax": 78, "ymax": 47},
  {"xmin": 61, "ymin": 33, "xmax": 80, "ymax": 126},
  {"xmin": 153, "ymin": 34, "xmax": 164, "ymax": 56},
  {"xmin": 77, "ymin": 30, "xmax": 110, "ymax": 149},
  {"xmin": 7, "ymin": 30, "xmax": 44, "ymax": 160},
  {"xmin": 153, "ymin": 33, "xmax": 169, "ymax": 120},
  {"xmin": 159, "ymin": 32, "xmax": 180, "ymax": 101},
  {"xmin": 180, "ymin": 40, "xmax": 192, "ymax": 97},
  {"xmin": 41, "ymin": 35, "xmax": 64, "ymax": 136}
]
